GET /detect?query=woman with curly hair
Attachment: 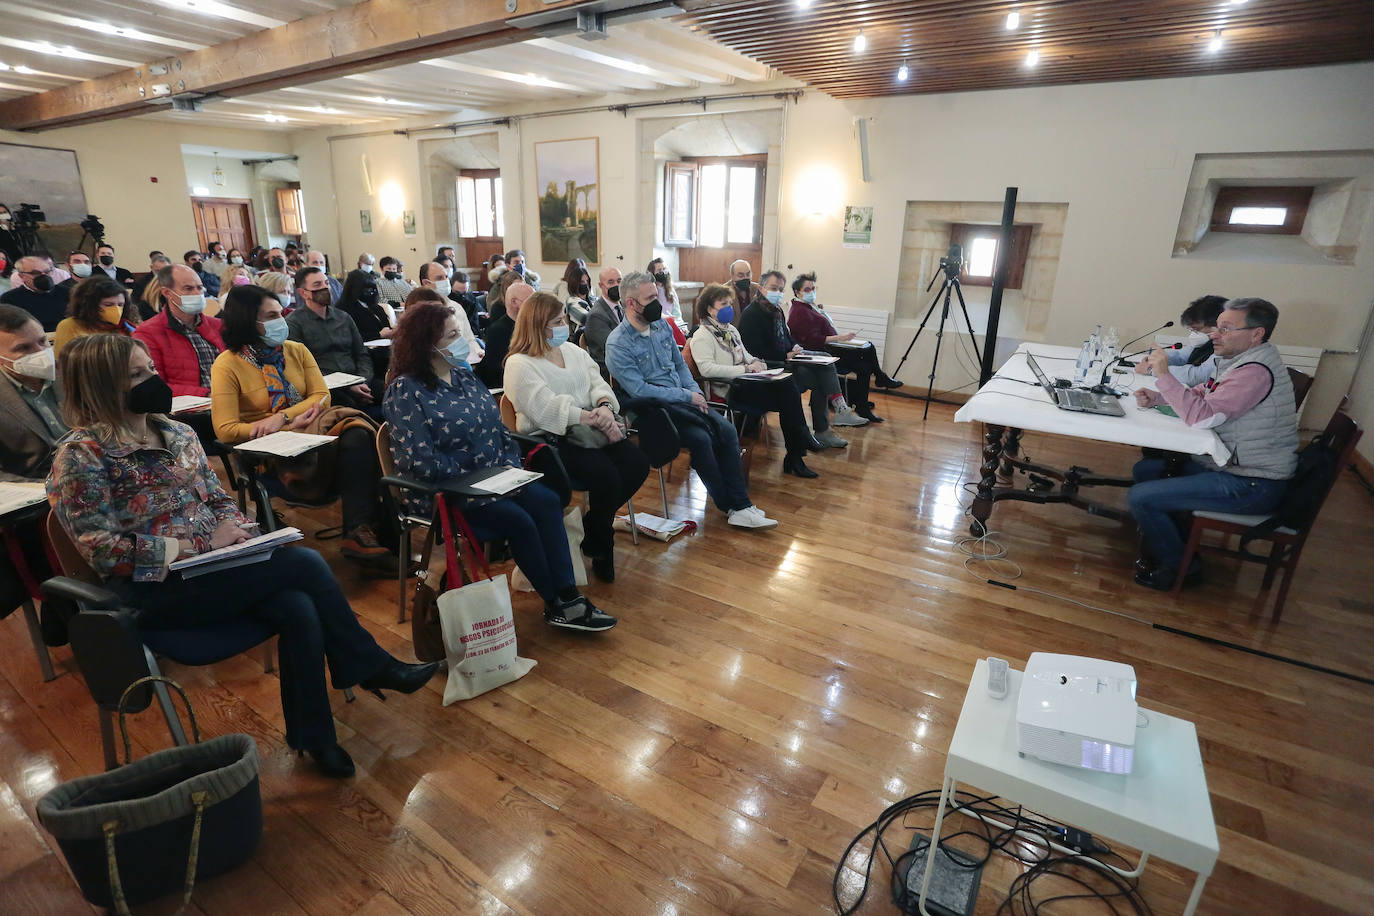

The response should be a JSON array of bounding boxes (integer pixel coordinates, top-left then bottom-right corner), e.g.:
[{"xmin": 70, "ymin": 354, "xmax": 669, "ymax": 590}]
[{"xmin": 54, "ymin": 275, "xmax": 138, "ymax": 356}]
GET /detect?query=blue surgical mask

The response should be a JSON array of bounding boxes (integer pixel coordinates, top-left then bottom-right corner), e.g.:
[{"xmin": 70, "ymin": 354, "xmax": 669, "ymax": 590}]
[
  {"xmin": 177, "ymin": 293, "xmax": 206, "ymax": 316},
  {"xmin": 715, "ymin": 305, "xmax": 735, "ymax": 324},
  {"xmin": 437, "ymin": 336, "xmax": 471, "ymax": 367},
  {"xmin": 260, "ymin": 316, "xmax": 289, "ymax": 348},
  {"xmin": 801, "ymin": 291, "xmax": 817, "ymax": 304},
  {"xmin": 547, "ymin": 325, "xmax": 570, "ymax": 348},
  {"xmin": 764, "ymin": 290, "xmax": 783, "ymax": 306}
]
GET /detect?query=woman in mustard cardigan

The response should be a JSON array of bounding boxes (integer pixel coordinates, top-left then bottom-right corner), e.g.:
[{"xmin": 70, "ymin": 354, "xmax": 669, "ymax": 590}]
[{"xmin": 211, "ymin": 284, "xmax": 391, "ymax": 564}]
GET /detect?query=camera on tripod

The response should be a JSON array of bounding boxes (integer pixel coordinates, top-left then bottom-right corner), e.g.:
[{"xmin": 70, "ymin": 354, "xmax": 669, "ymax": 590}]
[
  {"xmin": 80, "ymin": 214, "xmax": 106, "ymax": 245},
  {"xmin": 13, "ymin": 203, "xmax": 45, "ymax": 230},
  {"xmin": 938, "ymin": 242, "xmax": 963, "ymax": 281}
]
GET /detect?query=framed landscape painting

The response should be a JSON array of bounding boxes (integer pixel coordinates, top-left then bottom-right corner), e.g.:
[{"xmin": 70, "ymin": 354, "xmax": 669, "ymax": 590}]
[{"xmin": 534, "ymin": 138, "xmax": 599, "ymax": 264}]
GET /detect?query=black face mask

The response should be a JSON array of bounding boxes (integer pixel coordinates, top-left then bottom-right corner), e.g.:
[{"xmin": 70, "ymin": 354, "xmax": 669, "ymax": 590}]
[
  {"xmin": 606, "ymin": 285, "xmax": 620, "ymax": 303},
  {"xmin": 190, "ymin": 261, "xmax": 203, "ymax": 272},
  {"xmin": 641, "ymin": 301, "xmax": 663, "ymax": 323},
  {"xmin": 32, "ymin": 274, "xmax": 53, "ymax": 293},
  {"xmin": 575, "ymin": 282, "xmax": 590, "ymax": 298},
  {"xmin": 733, "ymin": 278, "xmax": 751, "ymax": 294},
  {"xmin": 271, "ymin": 256, "xmax": 286, "ymax": 269},
  {"xmin": 99, "ymin": 255, "xmax": 115, "ymax": 267},
  {"xmin": 128, "ymin": 374, "xmax": 173, "ymax": 415},
  {"xmin": 309, "ymin": 288, "xmax": 332, "ymax": 307},
  {"xmin": 384, "ymin": 270, "xmax": 400, "ymax": 281},
  {"xmin": 361, "ymin": 286, "xmax": 380, "ymax": 306},
  {"xmin": 653, "ymin": 271, "xmax": 669, "ymax": 285}
]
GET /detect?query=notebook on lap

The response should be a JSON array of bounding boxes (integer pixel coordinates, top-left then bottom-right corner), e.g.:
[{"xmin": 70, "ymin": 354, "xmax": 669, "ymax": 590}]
[{"xmin": 1025, "ymin": 352, "xmax": 1125, "ymax": 417}]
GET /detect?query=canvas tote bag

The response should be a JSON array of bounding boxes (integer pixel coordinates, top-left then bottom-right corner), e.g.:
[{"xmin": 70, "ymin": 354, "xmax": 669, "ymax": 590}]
[
  {"xmin": 512, "ymin": 505, "xmax": 588, "ymax": 591},
  {"xmin": 434, "ymin": 499, "xmax": 536, "ymax": 704}
]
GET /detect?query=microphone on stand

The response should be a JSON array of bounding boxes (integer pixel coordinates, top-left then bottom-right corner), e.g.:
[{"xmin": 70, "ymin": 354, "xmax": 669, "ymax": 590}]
[
  {"xmin": 1096, "ymin": 342, "xmax": 1182, "ymax": 391},
  {"xmin": 1117, "ymin": 320, "xmax": 1175, "ymax": 354}
]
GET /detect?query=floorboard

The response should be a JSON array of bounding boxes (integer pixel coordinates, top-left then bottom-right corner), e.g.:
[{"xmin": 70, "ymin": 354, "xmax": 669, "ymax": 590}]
[{"xmin": 2, "ymin": 395, "xmax": 1371, "ymax": 914}]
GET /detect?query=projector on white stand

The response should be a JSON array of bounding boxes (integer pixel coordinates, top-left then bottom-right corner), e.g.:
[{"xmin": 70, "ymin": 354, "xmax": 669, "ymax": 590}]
[{"xmin": 1016, "ymin": 653, "xmax": 1138, "ymax": 775}]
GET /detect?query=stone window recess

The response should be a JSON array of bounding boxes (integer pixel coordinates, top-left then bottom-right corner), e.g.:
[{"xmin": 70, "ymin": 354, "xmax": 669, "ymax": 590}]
[{"xmin": 948, "ymin": 223, "xmax": 1034, "ymax": 289}]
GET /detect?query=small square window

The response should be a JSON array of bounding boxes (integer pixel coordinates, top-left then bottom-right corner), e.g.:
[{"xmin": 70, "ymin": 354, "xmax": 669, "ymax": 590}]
[
  {"xmin": 948, "ymin": 223, "xmax": 1033, "ymax": 289},
  {"xmin": 1209, "ymin": 186, "xmax": 1312, "ymax": 235}
]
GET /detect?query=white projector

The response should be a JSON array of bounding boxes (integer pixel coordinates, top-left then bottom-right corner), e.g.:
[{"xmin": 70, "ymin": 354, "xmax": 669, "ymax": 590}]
[{"xmin": 1016, "ymin": 653, "xmax": 1138, "ymax": 775}]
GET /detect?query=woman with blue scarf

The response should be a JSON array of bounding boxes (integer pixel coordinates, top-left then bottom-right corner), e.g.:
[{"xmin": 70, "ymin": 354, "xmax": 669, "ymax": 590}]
[{"xmin": 210, "ymin": 284, "xmax": 392, "ymax": 565}]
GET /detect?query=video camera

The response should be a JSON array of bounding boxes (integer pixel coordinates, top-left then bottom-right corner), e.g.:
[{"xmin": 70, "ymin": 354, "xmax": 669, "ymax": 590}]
[
  {"xmin": 938, "ymin": 242, "xmax": 963, "ymax": 281},
  {"xmin": 80, "ymin": 213, "xmax": 106, "ymax": 245},
  {"xmin": 13, "ymin": 203, "xmax": 45, "ymax": 230}
]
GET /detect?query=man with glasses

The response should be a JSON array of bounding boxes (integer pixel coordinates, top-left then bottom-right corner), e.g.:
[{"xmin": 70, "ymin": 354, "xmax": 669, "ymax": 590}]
[
  {"xmin": 0, "ymin": 255, "xmax": 69, "ymax": 331},
  {"xmin": 1128, "ymin": 297, "xmax": 1299, "ymax": 590}
]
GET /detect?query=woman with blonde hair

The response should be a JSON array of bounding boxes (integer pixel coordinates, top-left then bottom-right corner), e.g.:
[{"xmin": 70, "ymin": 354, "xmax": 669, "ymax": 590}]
[
  {"xmin": 504, "ymin": 292, "xmax": 649, "ymax": 582},
  {"xmin": 253, "ymin": 269, "xmax": 291, "ymax": 308},
  {"xmin": 47, "ymin": 334, "xmax": 436, "ymax": 778}
]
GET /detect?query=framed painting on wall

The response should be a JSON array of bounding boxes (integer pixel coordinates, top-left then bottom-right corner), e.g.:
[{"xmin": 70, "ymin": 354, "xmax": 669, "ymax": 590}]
[
  {"xmin": 534, "ymin": 138, "xmax": 599, "ymax": 264},
  {"xmin": 0, "ymin": 142, "xmax": 89, "ymax": 261},
  {"xmin": 360, "ymin": 209, "xmax": 372, "ymax": 234},
  {"xmin": 402, "ymin": 210, "xmax": 416, "ymax": 236}
]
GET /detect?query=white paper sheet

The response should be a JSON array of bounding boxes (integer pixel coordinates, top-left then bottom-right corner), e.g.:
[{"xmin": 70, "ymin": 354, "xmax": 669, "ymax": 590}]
[{"xmin": 234, "ymin": 431, "xmax": 335, "ymax": 458}]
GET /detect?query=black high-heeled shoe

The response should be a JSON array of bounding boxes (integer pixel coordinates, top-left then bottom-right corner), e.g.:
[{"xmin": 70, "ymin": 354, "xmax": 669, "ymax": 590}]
[
  {"xmin": 299, "ymin": 743, "xmax": 355, "ymax": 778},
  {"xmin": 358, "ymin": 658, "xmax": 440, "ymax": 700},
  {"xmin": 782, "ymin": 454, "xmax": 819, "ymax": 478}
]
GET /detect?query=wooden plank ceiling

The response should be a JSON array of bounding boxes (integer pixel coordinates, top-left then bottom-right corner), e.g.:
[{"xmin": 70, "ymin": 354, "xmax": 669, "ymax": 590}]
[{"xmin": 674, "ymin": 0, "xmax": 1374, "ymax": 98}]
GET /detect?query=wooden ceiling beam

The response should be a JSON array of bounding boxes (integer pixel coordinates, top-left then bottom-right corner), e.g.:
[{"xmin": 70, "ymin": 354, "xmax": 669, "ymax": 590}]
[{"xmin": 0, "ymin": 0, "xmax": 613, "ymax": 131}]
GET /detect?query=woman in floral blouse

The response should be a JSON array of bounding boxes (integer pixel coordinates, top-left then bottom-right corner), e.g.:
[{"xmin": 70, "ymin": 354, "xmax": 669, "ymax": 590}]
[
  {"xmin": 383, "ymin": 301, "xmax": 616, "ymax": 633},
  {"xmin": 47, "ymin": 334, "xmax": 437, "ymax": 778}
]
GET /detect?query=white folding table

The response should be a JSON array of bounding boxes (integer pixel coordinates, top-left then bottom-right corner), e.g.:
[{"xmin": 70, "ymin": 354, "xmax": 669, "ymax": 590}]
[
  {"xmin": 953, "ymin": 344, "xmax": 1228, "ymax": 535},
  {"xmin": 917, "ymin": 659, "xmax": 1219, "ymax": 916}
]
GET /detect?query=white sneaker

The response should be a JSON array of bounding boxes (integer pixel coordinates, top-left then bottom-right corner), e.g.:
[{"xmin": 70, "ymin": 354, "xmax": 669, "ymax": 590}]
[
  {"xmin": 832, "ymin": 406, "xmax": 869, "ymax": 427},
  {"xmin": 816, "ymin": 429, "xmax": 849, "ymax": 448},
  {"xmin": 728, "ymin": 506, "xmax": 779, "ymax": 529}
]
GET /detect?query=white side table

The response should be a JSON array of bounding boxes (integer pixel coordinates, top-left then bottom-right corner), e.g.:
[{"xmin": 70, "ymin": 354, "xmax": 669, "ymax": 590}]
[{"xmin": 918, "ymin": 659, "xmax": 1219, "ymax": 916}]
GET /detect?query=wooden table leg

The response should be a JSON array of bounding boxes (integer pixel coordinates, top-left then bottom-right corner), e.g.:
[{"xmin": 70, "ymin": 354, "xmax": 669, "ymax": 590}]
[
  {"xmin": 997, "ymin": 426, "xmax": 1023, "ymax": 486},
  {"xmin": 971, "ymin": 423, "xmax": 1005, "ymax": 536}
]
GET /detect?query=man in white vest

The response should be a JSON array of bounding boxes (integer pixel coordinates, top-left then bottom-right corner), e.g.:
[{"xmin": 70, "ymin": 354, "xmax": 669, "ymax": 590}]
[{"xmin": 1128, "ymin": 297, "xmax": 1298, "ymax": 590}]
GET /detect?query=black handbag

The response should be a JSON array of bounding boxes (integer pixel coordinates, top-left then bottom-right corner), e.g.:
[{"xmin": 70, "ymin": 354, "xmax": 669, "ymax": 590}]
[{"xmin": 37, "ymin": 677, "xmax": 262, "ymax": 913}]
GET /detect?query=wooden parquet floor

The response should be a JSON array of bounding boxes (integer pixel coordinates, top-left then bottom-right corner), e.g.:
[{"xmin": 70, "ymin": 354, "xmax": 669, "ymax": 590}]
[{"xmin": 3, "ymin": 395, "xmax": 1373, "ymax": 915}]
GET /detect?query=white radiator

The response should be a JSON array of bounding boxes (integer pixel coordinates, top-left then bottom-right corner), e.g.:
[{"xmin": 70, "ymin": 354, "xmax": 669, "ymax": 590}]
[{"xmin": 820, "ymin": 305, "xmax": 891, "ymax": 365}]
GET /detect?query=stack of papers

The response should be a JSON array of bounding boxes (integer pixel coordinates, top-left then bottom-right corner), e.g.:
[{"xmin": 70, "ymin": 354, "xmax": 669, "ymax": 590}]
[
  {"xmin": 830, "ymin": 338, "xmax": 871, "ymax": 348},
  {"xmin": 468, "ymin": 468, "xmax": 543, "ymax": 495},
  {"xmin": 235, "ymin": 431, "xmax": 335, "ymax": 457},
  {"xmin": 322, "ymin": 372, "xmax": 367, "ymax": 389},
  {"xmin": 364, "ymin": 339, "xmax": 391, "ymax": 348},
  {"xmin": 788, "ymin": 354, "xmax": 839, "ymax": 365},
  {"xmin": 170, "ymin": 396, "xmax": 212, "ymax": 413},
  {"xmin": 739, "ymin": 368, "xmax": 791, "ymax": 381},
  {"xmin": 171, "ymin": 527, "xmax": 304, "ymax": 579},
  {"xmin": 0, "ymin": 481, "xmax": 47, "ymax": 517}
]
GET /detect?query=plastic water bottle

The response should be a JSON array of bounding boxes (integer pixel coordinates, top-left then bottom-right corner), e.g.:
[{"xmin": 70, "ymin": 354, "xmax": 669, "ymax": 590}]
[
  {"xmin": 1074, "ymin": 339, "xmax": 1094, "ymax": 385},
  {"xmin": 1102, "ymin": 327, "xmax": 1120, "ymax": 374}
]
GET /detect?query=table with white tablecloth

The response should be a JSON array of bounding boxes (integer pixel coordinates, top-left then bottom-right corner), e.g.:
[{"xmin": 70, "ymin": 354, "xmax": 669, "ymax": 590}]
[{"xmin": 953, "ymin": 344, "xmax": 1228, "ymax": 534}]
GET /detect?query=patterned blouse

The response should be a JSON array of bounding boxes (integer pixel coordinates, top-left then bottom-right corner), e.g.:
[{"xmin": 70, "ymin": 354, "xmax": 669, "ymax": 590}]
[
  {"xmin": 47, "ymin": 416, "xmax": 246, "ymax": 583},
  {"xmin": 383, "ymin": 369, "xmax": 521, "ymax": 515}
]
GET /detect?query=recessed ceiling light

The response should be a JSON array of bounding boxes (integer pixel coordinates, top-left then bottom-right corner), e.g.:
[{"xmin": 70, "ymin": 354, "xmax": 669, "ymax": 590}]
[
  {"xmin": 14, "ymin": 65, "xmax": 34, "ymax": 74},
  {"xmin": 1208, "ymin": 30, "xmax": 1224, "ymax": 52},
  {"xmin": 0, "ymin": 62, "xmax": 8, "ymax": 71},
  {"xmin": 897, "ymin": 61, "xmax": 909, "ymax": 82},
  {"xmin": 1006, "ymin": 11, "xmax": 1020, "ymax": 30},
  {"xmin": 1230, "ymin": 0, "xmax": 1248, "ymax": 5},
  {"xmin": 853, "ymin": 30, "xmax": 867, "ymax": 53},
  {"xmin": 796, "ymin": 0, "xmax": 813, "ymax": 8},
  {"xmin": 1024, "ymin": 49, "xmax": 1040, "ymax": 67}
]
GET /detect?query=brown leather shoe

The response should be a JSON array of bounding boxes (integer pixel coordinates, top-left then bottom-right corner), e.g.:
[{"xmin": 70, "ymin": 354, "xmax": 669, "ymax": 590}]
[{"xmin": 341, "ymin": 525, "xmax": 391, "ymax": 561}]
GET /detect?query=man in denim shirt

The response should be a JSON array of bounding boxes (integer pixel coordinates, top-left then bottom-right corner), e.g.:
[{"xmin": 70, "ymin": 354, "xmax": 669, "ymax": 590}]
[{"xmin": 606, "ymin": 271, "xmax": 777, "ymax": 530}]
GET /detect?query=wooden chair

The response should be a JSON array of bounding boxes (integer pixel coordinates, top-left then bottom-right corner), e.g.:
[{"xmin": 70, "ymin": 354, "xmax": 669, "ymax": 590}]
[
  {"xmin": 497, "ymin": 395, "xmax": 639, "ymax": 544},
  {"xmin": 681, "ymin": 341, "xmax": 766, "ymax": 478},
  {"xmin": 1171, "ymin": 402, "xmax": 1362, "ymax": 620},
  {"xmin": 376, "ymin": 423, "xmax": 437, "ymax": 623},
  {"xmin": 1287, "ymin": 366, "xmax": 1313, "ymax": 411}
]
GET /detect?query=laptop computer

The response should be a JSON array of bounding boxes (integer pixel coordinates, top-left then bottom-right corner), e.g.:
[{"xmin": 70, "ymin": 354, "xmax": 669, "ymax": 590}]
[{"xmin": 1025, "ymin": 352, "xmax": 1126, "ymax": 416}]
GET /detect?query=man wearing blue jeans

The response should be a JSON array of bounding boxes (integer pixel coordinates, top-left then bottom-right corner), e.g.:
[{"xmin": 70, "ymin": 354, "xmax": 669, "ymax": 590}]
[
  {"xmin": 1128, "ymin": 298, "xmax": 1298, "ymax": 590},
  {"xmin": 606, "ymin": 271, "xmax": 777, "ymax": 530}
]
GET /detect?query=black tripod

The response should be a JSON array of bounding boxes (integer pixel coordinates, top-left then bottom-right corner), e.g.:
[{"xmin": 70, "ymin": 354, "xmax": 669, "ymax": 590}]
[{"xmin": 893, "ymin": 247, "xmax": 983, "ymax": 420}]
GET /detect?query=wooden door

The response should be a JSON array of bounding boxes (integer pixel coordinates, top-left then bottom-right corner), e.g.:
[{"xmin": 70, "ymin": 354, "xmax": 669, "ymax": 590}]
[
  {"xmin": 191, "ymin": 197, "xmax": 256, "ymax": 254},
  {"xmin": 678, "ymin": 246, "xmax": 761, "ymax": 285}
]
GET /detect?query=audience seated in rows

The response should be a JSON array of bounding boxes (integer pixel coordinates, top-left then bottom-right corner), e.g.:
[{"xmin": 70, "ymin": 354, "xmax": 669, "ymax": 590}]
[
  {"xmin": 211, "ymin": 284, "xmax": 392, "ymax": 566},
  {"xmin": 739, "ymin": 270, "xmax": 852, "ymax": 447},
  {"xmin": 1128, "ymin": 297, "xmax": 1299, "ymax": 590},
  {"xmin": 287, "ymin": 266, "xmax": 377, "ymax": 413},
  {"xmin": 47, "ymin": 333, "xmax": 436, "ymax": 778},
  {"xmin": 606, "ymin": 271, "xmax": 777, "ymax": 530},
  {"xmin": 201, "ymin": 241, "xmax": 228, "ymax": 279},
  {"xmin": 505, "ymin": 292, "xmax": 650, "ymax": 582},
  {"xmin": 689, "ymin": 283, "xmax": 820, "ymax": 479},
  {"xmin": 582, "ymin": 266, "xmax": 623, "ymax": 369},
  {"xmin": 253, "ymin": 268, "xmax": 291, "ymax": 308},
  {"xmin": 382, "ymin": 300, "xmax": 615, "ymax": 631},
  {"xmin": 185, "ymin": 249, "xmax": 221, "ymax": 298},
  {"xmin": 55, "ymin": 251, "xmax": 91, "ymax": 294},
  {"xmin": 375, "ymin": 256, "xmax": 413, "ymax": 306},
  {"xmin": 54, "ymin": 276, "xmax": 139, "ymax": 356},
  {"xmin": 133, "ymin": 264, "xmax": 223, "ymax": 398},
  {"xmin": 504, "ymin": 248, "xmax": 541, "ymax": 290},
  {"xmin": 786, "ymin": 271, "xmax": 900, "ymax": 423},
  {"xmin": 93, "ymin": 243, "xmax": 135, "ymax": 290},
  {"xmin": 304, "ymin": 250, "xmax": 342, "ymax": 303}
]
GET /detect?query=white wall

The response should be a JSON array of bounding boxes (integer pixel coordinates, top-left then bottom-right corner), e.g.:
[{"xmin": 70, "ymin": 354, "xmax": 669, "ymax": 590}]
[
  {"xmin": 0, "ymin": 119, "xmax": 292, "ymax": 267},
  {"xmin": 181, "ymin": 153, "xmax": 254, "ymax": 200}
]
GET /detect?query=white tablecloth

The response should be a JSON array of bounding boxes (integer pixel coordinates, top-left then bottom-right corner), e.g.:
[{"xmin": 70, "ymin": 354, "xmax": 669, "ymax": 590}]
[{"xmin": 954, "ymin": 344, "xmax": 1230, "ymax": 467}]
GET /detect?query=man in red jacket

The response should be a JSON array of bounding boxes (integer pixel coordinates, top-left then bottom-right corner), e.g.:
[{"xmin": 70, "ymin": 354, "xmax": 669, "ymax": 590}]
[{"xmin": 132, "ymin": 264, "xmax": 225, "ymax": 398}]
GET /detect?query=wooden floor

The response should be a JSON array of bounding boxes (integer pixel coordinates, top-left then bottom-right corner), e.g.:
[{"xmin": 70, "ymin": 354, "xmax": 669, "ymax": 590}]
[{"xmin": 3, "ymin": 394, "xmax": 1373, "ymax": 915}]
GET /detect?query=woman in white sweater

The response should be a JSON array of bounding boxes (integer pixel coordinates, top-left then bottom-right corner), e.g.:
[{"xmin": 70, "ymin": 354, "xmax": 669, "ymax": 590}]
[
  {"xmin": 504, "ymin": 292, "xmax": 650, "ymax": 581},
  {"xmin": 688, "ymin": 283, "xmax": 819, "ymax": 479}
]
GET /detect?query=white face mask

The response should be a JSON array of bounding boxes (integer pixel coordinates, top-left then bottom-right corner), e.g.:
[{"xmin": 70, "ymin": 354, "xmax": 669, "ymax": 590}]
[
  {"xmin": 1187, "ymin": 330, "xmax": 1209, "ymax": 345},
  {"xmin": 7, "ymin": 347, "xmax": 56, "ymax": 381},
  {"xmin": 361, "ymin": 263, "xmax": 374, "ymax": 273},
  {"xmin": 176, "ymin": 293, "xmax": 206, "ymax": 316},
  {"xmin": 230, "ymin": 256, "xmax": 243, "ymax": 265},
  {"xmin": 432, "ymin": 279, "xmax": 451, "ymax": 297}
]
